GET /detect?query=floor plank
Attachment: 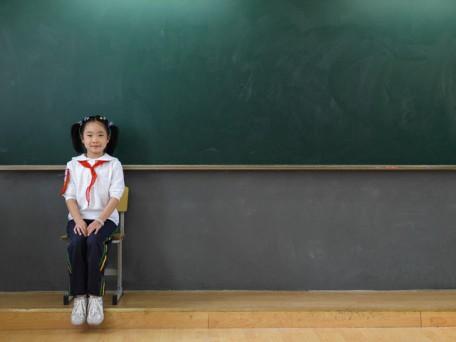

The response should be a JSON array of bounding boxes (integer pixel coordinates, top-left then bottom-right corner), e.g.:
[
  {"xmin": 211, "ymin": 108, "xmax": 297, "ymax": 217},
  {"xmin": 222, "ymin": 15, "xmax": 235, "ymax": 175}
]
[{"xmin": 2, "ymin": 328, "xmax": 456, "ymax": 342}]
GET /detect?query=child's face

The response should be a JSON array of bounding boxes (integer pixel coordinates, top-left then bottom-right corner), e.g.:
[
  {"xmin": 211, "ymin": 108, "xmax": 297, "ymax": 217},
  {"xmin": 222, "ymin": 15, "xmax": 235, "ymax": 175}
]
[{"xmin": 81, "ymin": 121, "xmax": 109, "ymax": 158}]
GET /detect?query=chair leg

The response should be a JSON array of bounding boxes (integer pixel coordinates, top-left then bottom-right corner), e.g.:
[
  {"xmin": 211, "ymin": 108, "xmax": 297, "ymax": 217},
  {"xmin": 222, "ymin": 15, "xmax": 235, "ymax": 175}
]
[
  {"xmin": 112, "ymin": 240, "xmax": 123, "ymax": 305},
  {"xmin": 63, "ymin": 292, "xmax": 74, "ymax": 305}
]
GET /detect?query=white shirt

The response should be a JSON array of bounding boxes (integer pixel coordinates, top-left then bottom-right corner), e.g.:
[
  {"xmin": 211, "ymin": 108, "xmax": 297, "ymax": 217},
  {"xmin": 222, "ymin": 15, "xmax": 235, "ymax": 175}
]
[{"xmin": 62, "ymin": 153, "xmax": 125, "ymax": 225}]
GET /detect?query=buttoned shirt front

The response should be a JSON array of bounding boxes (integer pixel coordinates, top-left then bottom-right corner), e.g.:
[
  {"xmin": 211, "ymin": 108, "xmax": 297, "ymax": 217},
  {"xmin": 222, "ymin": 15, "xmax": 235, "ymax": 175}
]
[{"xmin": 62, "ymin": 153, "xmax": 125, "ymax": 225}]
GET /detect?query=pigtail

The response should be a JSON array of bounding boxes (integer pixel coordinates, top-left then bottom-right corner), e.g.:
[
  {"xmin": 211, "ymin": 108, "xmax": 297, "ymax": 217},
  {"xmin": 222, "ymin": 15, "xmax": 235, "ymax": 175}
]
[
  {"xmin": 106, "ymin": 124, "xmax": 119, "ymax": 155},
  {"xmin": 70, "ymin": 122, "xmax": 84, "ymax": 154}
]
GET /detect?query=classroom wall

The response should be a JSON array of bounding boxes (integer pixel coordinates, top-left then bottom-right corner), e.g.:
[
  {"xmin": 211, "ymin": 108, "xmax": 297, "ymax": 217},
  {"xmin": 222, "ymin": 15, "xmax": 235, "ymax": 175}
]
[{"xmin": 2, "ymin": 170, "xmax": 456, "ymax": 291}]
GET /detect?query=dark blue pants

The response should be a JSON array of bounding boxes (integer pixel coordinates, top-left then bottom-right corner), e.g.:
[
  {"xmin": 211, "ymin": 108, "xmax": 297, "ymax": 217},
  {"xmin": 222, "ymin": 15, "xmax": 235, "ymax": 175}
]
[{"xmin": 66, "ymin": 219, "xmax": 117, "ymax": 296}]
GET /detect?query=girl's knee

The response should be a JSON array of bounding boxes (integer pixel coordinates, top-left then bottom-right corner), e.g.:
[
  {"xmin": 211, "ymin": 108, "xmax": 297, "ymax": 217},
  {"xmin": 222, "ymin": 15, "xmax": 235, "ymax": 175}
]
[
  {"xmin": 69, "ymin": 235, "xmax": 86, "ymax": 249},
  {"xmin": 86, "ymin": 234, "xmax": 103, "ymax": 248}
]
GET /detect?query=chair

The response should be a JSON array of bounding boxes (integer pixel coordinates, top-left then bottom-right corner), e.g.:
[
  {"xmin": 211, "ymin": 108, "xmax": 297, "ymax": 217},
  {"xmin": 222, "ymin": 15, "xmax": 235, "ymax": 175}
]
[{"xmin": 61, "ymin": 186, "xmax": 129, "ymax": 305}]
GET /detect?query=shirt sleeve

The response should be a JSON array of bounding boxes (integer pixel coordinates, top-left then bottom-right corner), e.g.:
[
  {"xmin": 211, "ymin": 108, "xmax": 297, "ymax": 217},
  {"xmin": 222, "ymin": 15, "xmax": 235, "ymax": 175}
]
[
  {"xmin": 62, "ymin": 161, "xmax": 77, "ymax": 201},
  {"xmin": 109, "ymin": 159, "xmax": 125, "ymax": 200}
]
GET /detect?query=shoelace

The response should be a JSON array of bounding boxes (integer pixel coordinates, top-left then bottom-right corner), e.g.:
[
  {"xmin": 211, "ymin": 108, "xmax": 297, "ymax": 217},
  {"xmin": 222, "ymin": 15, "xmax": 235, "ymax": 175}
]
[
  {"xmin": 74, "ymin": 298, "xmax": 86, "ymax": 315},
  {"xmin": 89, "ymin": 298, "xmax": 102, "ymax": 317}
]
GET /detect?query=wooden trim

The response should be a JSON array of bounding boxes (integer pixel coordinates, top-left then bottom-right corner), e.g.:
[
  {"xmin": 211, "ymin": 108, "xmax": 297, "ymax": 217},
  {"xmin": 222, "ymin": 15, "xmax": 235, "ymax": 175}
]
[{"xmin": 2, "ymin": 164, "xmax": 456, "ymax": 171}]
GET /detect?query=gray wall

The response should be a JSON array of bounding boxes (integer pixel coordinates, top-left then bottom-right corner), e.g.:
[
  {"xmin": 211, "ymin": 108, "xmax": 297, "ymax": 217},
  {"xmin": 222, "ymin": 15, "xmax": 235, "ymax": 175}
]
[{"xmin": 1, "ymin": 170, "xmax": 456, "ymax": 291}]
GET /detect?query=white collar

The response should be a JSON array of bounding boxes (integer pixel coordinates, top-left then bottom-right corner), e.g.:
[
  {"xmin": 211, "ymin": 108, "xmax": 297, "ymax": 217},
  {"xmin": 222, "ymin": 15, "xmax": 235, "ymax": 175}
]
[{"xmin": 72, "ymin": 153, "xmax": 114, "ymax": 162}]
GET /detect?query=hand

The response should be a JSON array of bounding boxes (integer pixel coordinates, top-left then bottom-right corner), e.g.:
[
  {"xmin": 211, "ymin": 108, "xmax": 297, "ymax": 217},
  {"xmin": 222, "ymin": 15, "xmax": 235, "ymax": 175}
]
[
  {"xmin": 74, "ymin": 219, "xmax": 88, "ymax": 236},
  {"xmin": 87, "ymin": 220, "xmax": 103, "ymax": 236}
]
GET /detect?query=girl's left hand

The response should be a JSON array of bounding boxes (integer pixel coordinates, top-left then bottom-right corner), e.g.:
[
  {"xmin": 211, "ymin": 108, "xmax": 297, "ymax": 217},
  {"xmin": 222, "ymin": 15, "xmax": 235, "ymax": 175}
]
[{"xmin": 87, "ymin": 220, "xmax": 103, "ymax": 235}]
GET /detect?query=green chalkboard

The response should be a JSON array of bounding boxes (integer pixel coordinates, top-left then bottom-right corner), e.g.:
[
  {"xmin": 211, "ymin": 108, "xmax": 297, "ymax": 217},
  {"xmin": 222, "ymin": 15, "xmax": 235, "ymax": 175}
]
[{"xmin": 1, "ymin": 0, "xmax": 456, "ymax": 165}]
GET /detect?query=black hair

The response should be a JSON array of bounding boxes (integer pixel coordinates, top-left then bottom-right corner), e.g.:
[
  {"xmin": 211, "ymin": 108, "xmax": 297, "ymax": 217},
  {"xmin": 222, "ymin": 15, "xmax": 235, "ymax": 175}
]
[{"xmin": 70, "ymin": 115, "xmax": 119, "ymax": 155}]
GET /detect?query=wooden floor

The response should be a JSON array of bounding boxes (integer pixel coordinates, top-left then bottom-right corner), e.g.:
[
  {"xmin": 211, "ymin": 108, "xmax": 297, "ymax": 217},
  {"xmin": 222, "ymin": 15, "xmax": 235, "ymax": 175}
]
[
  {"xmin": 3, "ymin": 328, "xmax": 456, "ymax": 341},
  {"xmin": 2, "ymin": 291, "xmax": 456, "ymax": 330}
]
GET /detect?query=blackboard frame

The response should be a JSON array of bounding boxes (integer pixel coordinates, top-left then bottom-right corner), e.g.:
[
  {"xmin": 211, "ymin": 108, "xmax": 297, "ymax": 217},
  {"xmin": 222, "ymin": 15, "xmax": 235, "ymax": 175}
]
[{"xmin": 2, "ymin": 165, "xmax": 456, "ymax": 171}]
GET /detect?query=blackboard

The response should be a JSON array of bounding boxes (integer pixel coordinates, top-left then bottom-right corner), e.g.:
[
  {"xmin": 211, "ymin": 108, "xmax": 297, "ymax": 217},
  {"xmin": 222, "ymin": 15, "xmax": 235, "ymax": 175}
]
[{"xmin": 1, "ymin": 0, "xmax": 456, "ymax": 165}]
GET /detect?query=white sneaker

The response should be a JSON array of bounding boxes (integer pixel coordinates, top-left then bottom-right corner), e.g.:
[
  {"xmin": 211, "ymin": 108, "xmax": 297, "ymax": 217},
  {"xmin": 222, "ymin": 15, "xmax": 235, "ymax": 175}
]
[
  {"xmin": 71, "ymin": 296, "xmax": 87, "ymax": 325},
  {"xmin": 87, "ymin": 296, "xmax": 104, "ymax": 325}
]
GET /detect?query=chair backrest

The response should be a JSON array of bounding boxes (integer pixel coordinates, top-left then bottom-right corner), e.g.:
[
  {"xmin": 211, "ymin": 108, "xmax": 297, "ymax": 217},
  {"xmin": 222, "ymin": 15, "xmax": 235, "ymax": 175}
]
[
  {"xmin": 117, "ymin": 186, "xmax": 129, "ymax": 213},
  {"xmin": 115, "ymin": 186, "xmax": 129, "ymax": 237}
]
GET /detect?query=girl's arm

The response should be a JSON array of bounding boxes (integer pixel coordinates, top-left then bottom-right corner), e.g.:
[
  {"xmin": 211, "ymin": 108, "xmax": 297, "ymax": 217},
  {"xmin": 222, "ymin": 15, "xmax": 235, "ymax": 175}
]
[
  {"xmin": 66, "ymin": 199, "xmax": 88, "ymax": 236},
  {"xmin": 87, "ymin": 197, "xmax": 120, "ymax": 235},
  {"xmin": 62, "ymin": 163, "xmax": 88, "ymax": 236},
  {"xmin": 98, "ymin": 197, "xmax": 120, "ymax": 223}
]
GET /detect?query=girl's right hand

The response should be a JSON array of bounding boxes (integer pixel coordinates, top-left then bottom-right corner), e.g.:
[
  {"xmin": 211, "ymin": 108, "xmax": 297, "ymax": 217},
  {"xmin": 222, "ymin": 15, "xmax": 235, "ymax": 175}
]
[{"xmin": 74, "ymin": 219, "xmax": 88, "ymax": 236}]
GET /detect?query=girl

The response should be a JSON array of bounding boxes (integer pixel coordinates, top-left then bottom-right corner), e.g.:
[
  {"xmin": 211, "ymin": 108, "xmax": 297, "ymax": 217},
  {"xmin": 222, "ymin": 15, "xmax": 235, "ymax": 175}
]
[{"xmin": 61, "ymin": 115, "xmax": 125, "ymax": 326}]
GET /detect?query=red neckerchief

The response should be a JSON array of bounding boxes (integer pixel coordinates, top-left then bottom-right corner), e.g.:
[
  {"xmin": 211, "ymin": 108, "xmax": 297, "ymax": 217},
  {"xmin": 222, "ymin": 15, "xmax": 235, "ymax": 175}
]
[{"xmin": 77, "ymin": 160, "xmax": 108, "ymax": 206}]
